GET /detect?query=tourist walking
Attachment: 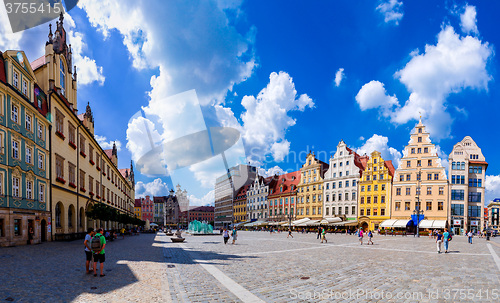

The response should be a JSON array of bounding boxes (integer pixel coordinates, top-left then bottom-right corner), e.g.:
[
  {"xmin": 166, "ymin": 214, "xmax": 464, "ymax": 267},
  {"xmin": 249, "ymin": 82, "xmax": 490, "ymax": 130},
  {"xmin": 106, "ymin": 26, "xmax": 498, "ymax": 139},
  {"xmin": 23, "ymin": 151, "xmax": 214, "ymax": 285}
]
[
  {"xmin": 467, "ymin": 230, "xmax": 473, "ymax": 244},
  {"xmin": 321, "ymin": 228, "xmax": 327, "ymax": 243},
  {"xmin": 367, "ymin": 230, "xmax": 373, "ymax": 245},
  {"xmin": 222, "ymin": 228, "xmax": 230, "ymax": 244},
  {"xmin": 436, "ymin": 231, "xmax": 443, "ymax": 253},
  {"xmin": 84, "ymin": 228, "xmax": 95, "ymax": 274},
  {"xmin": 28, "ymin": 226, "xmax": 34, "ymax": 245},
  {"xmin": 443, "ymin": 228, "xmax": 451, "ymax": 253},
  {"xmin": 359, "ymin": 228, "xmax": 364, "ymax": 245},
  {"xmin": 317, "ymin": 227, "xmax": 321, "ymax": 239},
  {"xmin": 287, "ymin": 228, "xmax": 294, "ymax": 238},
  {"xmin": 231, "ymin": 228, "xmax": 238, "ymax": 244},
  {"xmin": 92, "ymin": 228, "xmax": 106, "ymax": 277}
]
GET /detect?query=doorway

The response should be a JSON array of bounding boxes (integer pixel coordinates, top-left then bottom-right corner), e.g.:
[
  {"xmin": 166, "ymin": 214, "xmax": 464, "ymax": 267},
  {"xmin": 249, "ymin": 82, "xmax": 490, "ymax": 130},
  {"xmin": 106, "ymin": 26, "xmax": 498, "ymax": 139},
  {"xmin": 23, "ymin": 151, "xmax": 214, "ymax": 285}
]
[{"xmin": 41, "ymin": 219, "xmax": 47, "ymax": 242}]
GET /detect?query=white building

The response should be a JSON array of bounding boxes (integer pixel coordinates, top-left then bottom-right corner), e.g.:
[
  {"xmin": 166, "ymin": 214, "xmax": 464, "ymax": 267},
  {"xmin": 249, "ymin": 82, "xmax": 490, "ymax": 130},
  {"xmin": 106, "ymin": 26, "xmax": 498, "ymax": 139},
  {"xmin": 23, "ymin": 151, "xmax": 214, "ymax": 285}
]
[
  {"xmin": 448, "ymin": 136, "xmax": 488, "ymax": 234},
  {"xmin": 247, "ymin": 176, "xmax": 275, "ymax": 220},
  {"xmin": 323, "ymin": 140, "xmax": 368, "ymax": 221}
]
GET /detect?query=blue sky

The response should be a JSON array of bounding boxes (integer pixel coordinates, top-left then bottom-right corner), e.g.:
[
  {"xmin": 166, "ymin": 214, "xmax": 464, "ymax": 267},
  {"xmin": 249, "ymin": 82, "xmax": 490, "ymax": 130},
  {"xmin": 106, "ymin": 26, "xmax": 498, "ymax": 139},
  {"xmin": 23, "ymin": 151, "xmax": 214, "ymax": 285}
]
[{"xmin": 2, "ymin": 0, "xmax": 500, "ymax": 205}]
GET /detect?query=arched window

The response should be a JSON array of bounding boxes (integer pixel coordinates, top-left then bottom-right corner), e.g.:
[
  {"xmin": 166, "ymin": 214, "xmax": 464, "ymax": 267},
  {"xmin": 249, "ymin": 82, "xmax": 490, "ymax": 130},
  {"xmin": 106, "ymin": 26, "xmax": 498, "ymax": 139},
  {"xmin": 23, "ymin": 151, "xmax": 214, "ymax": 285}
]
[
  {"xmin": 68, "ymin": 207, "xmax": 73, "ymax": 228},
  {"xmin": 55, "ymin": 203, "xmax": 62, "ymax": 228}
]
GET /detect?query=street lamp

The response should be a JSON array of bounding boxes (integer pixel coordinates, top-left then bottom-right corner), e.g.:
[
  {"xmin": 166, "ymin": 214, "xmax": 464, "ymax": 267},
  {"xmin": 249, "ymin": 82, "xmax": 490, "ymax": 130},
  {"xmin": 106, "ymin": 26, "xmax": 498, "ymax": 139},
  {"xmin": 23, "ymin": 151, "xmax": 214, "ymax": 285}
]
[{"xmin": 413, "ymin": 207, "xmax": 423, "ymax": 237}]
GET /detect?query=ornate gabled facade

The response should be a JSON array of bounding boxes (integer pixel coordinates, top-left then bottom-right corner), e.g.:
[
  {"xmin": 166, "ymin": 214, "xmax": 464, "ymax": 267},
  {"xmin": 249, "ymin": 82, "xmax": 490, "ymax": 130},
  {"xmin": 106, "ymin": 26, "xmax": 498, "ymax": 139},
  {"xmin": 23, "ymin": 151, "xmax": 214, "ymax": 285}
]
[
  {"xmin": 296, "ymin": 152, "xmax": 329, "ymax": 220},
  {"xmin": 357, "ymin": 151, "xmax": 395, "ymax": 231},
  {"xmin": 267, "ymin": 171, "xmax": 300, "ymax": 223},
  {"xmin": 247, "ymin": 176, "xmax": 275, "ymax": 220},
  {"xmin": 0, "ymin": 49, "xmax": 50, "ymax": 246},
  {"xmin": 448, "ymin": 136, "xmax": 487, "ymax": 234},
  {"xmin": 391, "ymin": 120, "xmax": 449, "ymax": 226},
  {"xmin": 323, "ymin": 141, "xmax": 368, "ymax": 222},
  {"xmin": 233, "ymin": 184, "xmax": 250, "ymax": 223}
]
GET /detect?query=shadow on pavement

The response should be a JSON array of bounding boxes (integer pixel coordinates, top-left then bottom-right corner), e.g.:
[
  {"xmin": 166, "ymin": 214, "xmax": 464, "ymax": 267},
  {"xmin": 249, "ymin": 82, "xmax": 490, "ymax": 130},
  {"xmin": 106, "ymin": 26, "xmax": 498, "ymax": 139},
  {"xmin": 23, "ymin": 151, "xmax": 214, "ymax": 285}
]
[{"xmin": 0, "ymin": 233, "xmax": 163, "ymax": 302}]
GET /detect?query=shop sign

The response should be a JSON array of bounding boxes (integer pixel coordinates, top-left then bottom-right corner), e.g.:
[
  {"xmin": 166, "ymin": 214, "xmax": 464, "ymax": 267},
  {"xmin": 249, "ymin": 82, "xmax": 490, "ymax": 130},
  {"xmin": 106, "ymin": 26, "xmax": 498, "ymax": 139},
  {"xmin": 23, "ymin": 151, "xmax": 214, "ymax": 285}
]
[
  {"xmin": 453, "ymin": 220, "xmax": 461, "ymax": 226},
  {"xmin": 470, "ymin": 220, "xmax": 479, "ymax": 226}
]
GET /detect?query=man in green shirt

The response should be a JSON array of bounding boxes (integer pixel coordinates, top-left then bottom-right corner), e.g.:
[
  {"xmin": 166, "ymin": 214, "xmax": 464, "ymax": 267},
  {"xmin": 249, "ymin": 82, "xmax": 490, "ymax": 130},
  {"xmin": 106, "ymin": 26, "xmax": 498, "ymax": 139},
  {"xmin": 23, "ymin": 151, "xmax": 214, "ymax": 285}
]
[{"xmin": 92, "ymin": 228, "xmax": 107, "ymax": 277}]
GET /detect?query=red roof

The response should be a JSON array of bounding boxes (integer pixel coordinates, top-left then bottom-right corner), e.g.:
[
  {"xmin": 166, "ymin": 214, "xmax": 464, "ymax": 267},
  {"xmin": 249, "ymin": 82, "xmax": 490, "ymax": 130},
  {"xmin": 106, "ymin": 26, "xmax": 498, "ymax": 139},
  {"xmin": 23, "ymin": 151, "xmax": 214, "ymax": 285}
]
[
  {"xmin": 384, "ymin": 160, "xmax": 395, "ymax": 177},
  {"xmin": 0, "ymin": 52, "xmax": 6, "ymax": 83},
  {"xmin": 470, "ymin": 160, "xmax": 488, "ymax": 169},
  {"xmin": 30, "ymin": 55, "xmax": 45, "ymax": 71},
  {"xmin": 190, "ymin": 206, "xmax": 214, "ymax": 212},
  {"xmin": 119, "ymin": 168, "xmax": 130, "ymax": 178},
  {"xmin": 235, "ymin": 184, "xmax": 251, "ymax": 201},
  {"xmin": 268, "ymin": 170, "xmax": 301, "ymax": 198},
  {"xmin": 134, "ymin": 199, "xmax": 142, "ymax": 207},
  {"xmin": 104, "ymin": 149, "xmax": 113, "ymax": 160}
]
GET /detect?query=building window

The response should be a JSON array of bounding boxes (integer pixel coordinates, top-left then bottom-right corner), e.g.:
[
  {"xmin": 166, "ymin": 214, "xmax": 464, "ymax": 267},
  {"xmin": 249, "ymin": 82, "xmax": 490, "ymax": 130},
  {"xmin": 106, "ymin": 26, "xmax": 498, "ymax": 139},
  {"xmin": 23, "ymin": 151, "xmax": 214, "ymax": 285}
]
[
  {"xmin": 451, "ymin": 189, "xmax": 464, "ymax": 201},
  {"xmin": 38, "ymin": 153, "xmax": 44, "ymax": 170},
  {"xmin": 68, "ymin": 163, "xmax": 75, "ymax": 185},
  {"xmin": 381, "ymin": 184, "xmax": 386, "ymax": 191},
  {"xmin": 406, "ymin": 188, "xmax": 411, "ymax": 195},
  {"xmin": 68, "ymin": 123, "xmax": 75, "ymax": 144},
  {"xmin": 360, "ymin": 209, "xmax": 364, "ymax": 216},
  {"xmin": 25, "ymin": 146, "xmax": 32, "ymax": 164},
  {"xmin": 426, "ymin": 201, "xmax": 432, "ymax": 211},
  {"xmin": 381, "ymin": 196, "xmax": 385, "ymax": 203},
  {"xmin": 14, "ymin": 219, "xmax": 21, "ymax": 236},
  {"xmin": 56, "ymin": 156, "xmax": 65, "ymax": 181},
  {"xmin": 345, "ymin": 193, "xmax": 349, "ymax": 201},
  {"xmin": 406, "ymin": 161, "xmax": 411, "ymax": 168},
  {"xmin": 417, "ymin": 148, "xmax": 421, "ymax": 154},
  {"xmin": 60, "ymin": 59, "xmax": 66, "ymax": 95},
  {"xmin": 361, "ymin": 186, "xmax": 364, "ymax": 192},
  {"xmin": 396, "ymin": 188, "xmax": 401, "ymax": 195},
  {"xmin": 38, "ymin": 123, "xmax": 44, "ymax": 140},
  {"xmin": 11, "ymin": 104, "xmax": 19, "ymax": 123},
  {"xmin": 427, "ymin": 160, "xmax": 432, "ymax": 167},
  {"xmin": 26, "ymin": 180, "xmax": 33, "ymax": 199},
  {"xmin": 360, "ymin": 197, "xmax": 365, "ymax": 204},
  {"xmin": 418, "ymin": 137, "xmax": 422, "ymax": 143},
  {"xmin": 25, "ymin": 114, "xmax": 32, "ymax": 132},
  {"xmin": 406, "ymin": 174, "xmax": 411, "ymax": 181},
  {"xmin": 39, "ymin": 183, "xmax": 45, "ymax": 202},
  {"xmin": 367, "ymin": 185, "xmax": 371, "ymax": 191},
  {"xmin": 352, "ymin": 206, "xmax": 355, "ymax": 215},
  {"xmin": 374, "ymin": 196, "xmax": 378, "ymax": 203},
  {"xmin": 56, "ymin": 109, "xmax": 64, "ymax": 137},
  {"xmin": 395, "ymin": 202, "xmax": 401, "ymax": 211},
  {"xmin": 12, "ymin": 140, "xmax": 19, "ymax": 159},
  {"xmin": 13, "ymin": 71, "xmax": 19, "ymax": 87},
  {"xmin": 427, "ymin": 187, "xmax": 432, "ymax": 195},
  {"xmin": 352, "ymin": 192, "xmax": 356, "ymax": 200},
  {"xmin": 405, "ymin": 201, "xmax": 410, "ymax": 210},
  {"xmin": 439, "ymin": 187, "xmax": 444, "ymax": 195},
  {"xmin": 411, "ymin": 148, "xmax": 415, "ymax": 154},
  {"xmin": 80, "ymin": 135, "xmax": 86, "ymax": 155},
  {"xmin": 367, "ymin": 196, "xmax": 371, "ymax": 204},
  {"xmin": 438, "ymin": 202, "xmax": 444, "ymax": 211},
  {"xmin": 381, "ymin": 208, "xmax": 385, "ymax": 216},
  {"xmin": 468, "ymin": 192, "xmax": 482, "ymax": 202},
  {"xmin": 417, "ymin": 160, "xmax": 421, "ymax": 167},
  {"xmin": 12, "ymin": 177, "xmax": 20, "ymax": 197},
  {"xmin": 434, "ymin": 173, "xmax": 439, "ymax": 180},
  {"xmin": 22, "ymin": 79, "xmax": 28, "ymax": 96},
  {"xmin": 366, "ymin": 209, "xmax": 371, "ymax": 216}
]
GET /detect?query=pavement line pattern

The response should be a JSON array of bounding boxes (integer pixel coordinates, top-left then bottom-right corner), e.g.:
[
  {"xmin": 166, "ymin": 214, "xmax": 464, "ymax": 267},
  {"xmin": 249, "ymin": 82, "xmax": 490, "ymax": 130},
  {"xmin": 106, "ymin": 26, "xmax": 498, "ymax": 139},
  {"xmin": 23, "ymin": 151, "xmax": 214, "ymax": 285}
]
[
  {"xmin": 241, "ymin": 240, "xmax": 490, "ymax": 257},
  {"xmin": 487, "ymin": 243, "xmax": 500, "ymax": 273},
  {"xmin": 178, "ymin": 243, "xmax": 265, "ymax": 303}
]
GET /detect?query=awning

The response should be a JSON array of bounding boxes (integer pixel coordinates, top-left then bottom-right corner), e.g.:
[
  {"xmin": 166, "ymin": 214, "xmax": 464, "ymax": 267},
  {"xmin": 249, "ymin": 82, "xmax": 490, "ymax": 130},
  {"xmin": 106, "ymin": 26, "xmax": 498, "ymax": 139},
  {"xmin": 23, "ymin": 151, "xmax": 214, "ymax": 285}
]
[
  {"xmin": 419, "ymin": 220, "xmax": 447, "ymax": 229},
  {"xmin": 380, "ymin": 219, "xmax": 398, "ymax": 228},
  {"xmin": 344, "ymin": 220, "xmax": 359, "ymax": 226},
  {"xmin": 296, "ymin": 220, "xmax": 320, "ymax": 227},
  {"xmin": 291, "ymin": 218, "xmax": 311, "ymax": 225},
  {"xmin": 392, "ymin": 219, "xmax": 412, "ymax": 228},
  {"xmin": 235, "ymin": 221, "xmax": 251, "ymax": 227},
  {"xmin": 320, "ymin": 217, "xmax": 342, "ymax": 224}
]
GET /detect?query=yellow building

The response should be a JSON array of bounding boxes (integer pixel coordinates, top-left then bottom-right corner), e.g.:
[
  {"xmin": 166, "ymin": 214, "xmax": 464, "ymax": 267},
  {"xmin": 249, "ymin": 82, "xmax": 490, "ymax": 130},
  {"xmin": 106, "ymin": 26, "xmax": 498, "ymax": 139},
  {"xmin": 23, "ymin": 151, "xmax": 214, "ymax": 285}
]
[
  {"xmin": 32, "ymin": 15, "xmax": 135, "ymax": 239},
  {"xmin": 389, "ymin": 119, "xmax": 449, "ymax": 231},
  {"xmin": 358, "ymin": 151, "xmax": 395, "ymax": 231},
  {"xmin": 233, "ymin": 184, "xmax": 250, "ymax": 223},
  {"xmin": 134, "ymin": 199, "xmax": 142, "ymax": 219},
  {"xmin": 296, "ymin": 152, "xmax": 329, "ymax": 220}
]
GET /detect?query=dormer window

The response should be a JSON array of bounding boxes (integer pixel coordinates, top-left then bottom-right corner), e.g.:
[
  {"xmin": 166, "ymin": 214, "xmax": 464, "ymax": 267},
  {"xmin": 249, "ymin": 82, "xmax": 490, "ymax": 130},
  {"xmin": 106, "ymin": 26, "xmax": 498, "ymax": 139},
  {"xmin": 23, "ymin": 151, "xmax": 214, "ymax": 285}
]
[{"xmin": 60, "ymin": 59, "xmax": 66, "ymax": 96}]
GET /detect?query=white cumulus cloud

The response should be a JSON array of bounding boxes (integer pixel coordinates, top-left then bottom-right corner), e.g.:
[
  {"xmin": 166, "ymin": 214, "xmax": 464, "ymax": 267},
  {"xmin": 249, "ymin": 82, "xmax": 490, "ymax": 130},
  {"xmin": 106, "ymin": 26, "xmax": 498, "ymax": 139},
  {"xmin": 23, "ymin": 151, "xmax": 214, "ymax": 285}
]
[
  {"xmin": 95, "ymin": 134, "xmax": 122, "ymax": 151},
  {"xmin": 334, "ymin": 68, "xmax": 344, "ymax": 87},
  {"xmin": 356, "ymin": 24, "xmax": 493, "ymax": 140},
  {"xmin": 240, "ymin": 71, "xmax": 313, "ymax": 164},
  {"xmin": 376, "ymin": 0, "xmax": 404, "ymax": 25},
  {"xmin": 135, "ymin": 178, "xmax": 170, "ymax": 198},
  {"xmin": 486, "ymin": 175, "xmax": 500, "ymax": 204},
  {"xmin": 189, "ymin": 190, "xmax": 215, "ymax": 206},
  {"xmin": 355, "ymin": 134, "xmax": 402, "ymax": 167},
  {"xmin": 460, "ymin": 5, "xmax": 478, "ymax": 35}
]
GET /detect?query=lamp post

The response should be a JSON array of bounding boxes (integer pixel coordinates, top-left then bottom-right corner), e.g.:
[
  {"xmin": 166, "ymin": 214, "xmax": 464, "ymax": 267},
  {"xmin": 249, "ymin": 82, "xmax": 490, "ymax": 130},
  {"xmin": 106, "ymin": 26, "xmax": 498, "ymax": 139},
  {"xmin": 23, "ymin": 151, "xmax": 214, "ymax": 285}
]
[{"xmin": 413, "ymin": 208, "xmax": 423, "ymax": 237}]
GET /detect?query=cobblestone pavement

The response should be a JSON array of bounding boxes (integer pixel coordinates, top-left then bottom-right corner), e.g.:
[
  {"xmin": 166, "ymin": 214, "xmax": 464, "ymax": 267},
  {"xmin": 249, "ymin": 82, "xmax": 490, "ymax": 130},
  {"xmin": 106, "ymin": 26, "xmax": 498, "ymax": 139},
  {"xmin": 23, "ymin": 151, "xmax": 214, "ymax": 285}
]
[{"xmin": 1, "ymin": 231, "xmax": 500, "ymax": 302}]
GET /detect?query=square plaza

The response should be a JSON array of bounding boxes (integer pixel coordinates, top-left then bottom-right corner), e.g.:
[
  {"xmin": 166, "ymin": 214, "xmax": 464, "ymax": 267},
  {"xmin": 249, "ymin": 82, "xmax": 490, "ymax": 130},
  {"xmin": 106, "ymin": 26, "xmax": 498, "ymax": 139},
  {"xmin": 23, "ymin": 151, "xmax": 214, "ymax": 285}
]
[{"xmin": 1, "ymin": 231, "xmax": 500, "ymax": 302}]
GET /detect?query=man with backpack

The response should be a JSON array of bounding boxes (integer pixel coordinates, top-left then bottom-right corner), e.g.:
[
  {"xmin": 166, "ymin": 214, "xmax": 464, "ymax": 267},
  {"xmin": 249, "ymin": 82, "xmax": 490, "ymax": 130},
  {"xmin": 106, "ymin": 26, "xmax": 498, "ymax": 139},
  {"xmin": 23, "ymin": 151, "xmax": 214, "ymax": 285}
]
[
  {"xmin": 84, "ymin": 228, "xmax": 95, "ymax": 274},
  {"xmin": 91, "ymin": 228, "xmax": 107, "ymax": 277}
]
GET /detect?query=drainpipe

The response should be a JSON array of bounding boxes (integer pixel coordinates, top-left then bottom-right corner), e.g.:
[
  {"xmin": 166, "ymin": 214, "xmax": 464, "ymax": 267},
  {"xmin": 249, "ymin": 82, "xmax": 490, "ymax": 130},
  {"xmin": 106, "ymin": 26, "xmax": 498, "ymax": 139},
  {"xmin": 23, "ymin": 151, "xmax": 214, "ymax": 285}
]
[{"xmin": 48, "ymin": 92, "xmax": 53, "ymax": 241}]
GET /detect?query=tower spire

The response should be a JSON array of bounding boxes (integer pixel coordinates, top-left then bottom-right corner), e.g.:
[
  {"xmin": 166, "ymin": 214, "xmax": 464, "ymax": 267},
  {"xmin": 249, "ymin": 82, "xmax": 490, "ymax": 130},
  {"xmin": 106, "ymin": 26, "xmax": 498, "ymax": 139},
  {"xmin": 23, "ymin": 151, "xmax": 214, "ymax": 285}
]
[{"xmin": 46, "ymin": 24, "xmax": 53, "ymax": 45}]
